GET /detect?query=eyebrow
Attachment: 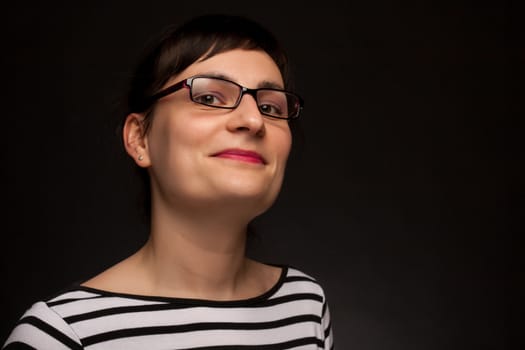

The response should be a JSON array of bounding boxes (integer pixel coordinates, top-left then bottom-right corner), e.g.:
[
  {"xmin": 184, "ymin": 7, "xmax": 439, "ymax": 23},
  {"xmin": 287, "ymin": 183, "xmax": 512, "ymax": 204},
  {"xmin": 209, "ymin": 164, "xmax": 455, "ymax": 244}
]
[{"xmin": 201, "ymin": 72, "xmax": 284, "ymax": 90}]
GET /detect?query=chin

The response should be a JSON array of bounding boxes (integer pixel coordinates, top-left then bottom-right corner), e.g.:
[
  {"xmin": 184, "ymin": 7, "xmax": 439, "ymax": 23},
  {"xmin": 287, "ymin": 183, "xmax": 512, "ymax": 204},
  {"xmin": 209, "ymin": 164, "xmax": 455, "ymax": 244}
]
[
  {"xmin": 218, "ymin": 187, "xmax": 280, "ymax": 213},
  {"xmin": 219, "ymin": 175, "xmax": 280, "ymax": 195},
  {"xmin": 204, "ymin": 175, "xmax": 284, "ymax": 211}
]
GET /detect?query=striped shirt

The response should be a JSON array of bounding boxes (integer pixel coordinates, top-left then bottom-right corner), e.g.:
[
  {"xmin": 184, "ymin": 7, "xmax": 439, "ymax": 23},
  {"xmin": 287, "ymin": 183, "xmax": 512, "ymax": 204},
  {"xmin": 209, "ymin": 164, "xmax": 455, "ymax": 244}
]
[{"xmin": 3, "ymin": 266, "xmax": 334, "ymax": 349}]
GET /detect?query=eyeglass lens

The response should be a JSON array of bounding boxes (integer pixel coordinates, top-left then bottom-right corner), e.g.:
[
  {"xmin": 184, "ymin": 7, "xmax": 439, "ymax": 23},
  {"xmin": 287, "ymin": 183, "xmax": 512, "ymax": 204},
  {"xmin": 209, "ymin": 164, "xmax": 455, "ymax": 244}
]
[{"xmin": 190, "ymin": 77, "xmax": 299, "ymax": 119}]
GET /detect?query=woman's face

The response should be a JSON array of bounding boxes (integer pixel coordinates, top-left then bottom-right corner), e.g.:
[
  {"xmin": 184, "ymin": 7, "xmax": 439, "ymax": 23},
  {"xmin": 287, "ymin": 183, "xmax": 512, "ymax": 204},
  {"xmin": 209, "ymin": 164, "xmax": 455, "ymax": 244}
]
[{"xmin": 142, "ymin": 49, "xmax": 292, "ymax": 216}]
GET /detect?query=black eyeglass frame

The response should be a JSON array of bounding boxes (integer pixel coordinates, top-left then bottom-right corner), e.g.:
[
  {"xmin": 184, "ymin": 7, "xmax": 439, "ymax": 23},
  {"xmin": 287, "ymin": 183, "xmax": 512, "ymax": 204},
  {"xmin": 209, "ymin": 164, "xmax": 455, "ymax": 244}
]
[{"xmin": 147, "ymin": 75, "xmax": 304, "ymax": 120}]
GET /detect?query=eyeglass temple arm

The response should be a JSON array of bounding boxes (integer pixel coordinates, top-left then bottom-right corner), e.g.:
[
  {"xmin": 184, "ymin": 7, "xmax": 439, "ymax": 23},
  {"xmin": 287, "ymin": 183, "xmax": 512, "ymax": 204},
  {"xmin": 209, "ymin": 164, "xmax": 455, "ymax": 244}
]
[{"xmin": 148, "ymin": 80, "xmax": 189, "ymax": 104}]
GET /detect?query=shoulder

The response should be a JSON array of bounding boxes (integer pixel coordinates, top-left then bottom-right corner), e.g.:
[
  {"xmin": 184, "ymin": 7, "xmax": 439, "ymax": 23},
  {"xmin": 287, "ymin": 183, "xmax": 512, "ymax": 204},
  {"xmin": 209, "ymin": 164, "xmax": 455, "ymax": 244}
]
[
  {"xmin": 3, "ymin": 287, "xmax": 88, "ymax": 350},
  {"xmin": 273, "ymin": 265, "xmax": 330, "ymax": 303},
  {"xmin": 282, "ymin": 266, "xmax": 335, "ymax": 348},
  {"xmin": 3, "ymin": 301, "xmax": 83, "ymax": 350}
]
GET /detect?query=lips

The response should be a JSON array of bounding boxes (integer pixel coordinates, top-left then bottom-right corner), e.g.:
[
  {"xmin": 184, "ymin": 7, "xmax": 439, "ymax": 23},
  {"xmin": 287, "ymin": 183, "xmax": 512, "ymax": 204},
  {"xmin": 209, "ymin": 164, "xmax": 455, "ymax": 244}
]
[{"xmin": 212, "ymin": 149, "xmax": 266, "ymax": 165}]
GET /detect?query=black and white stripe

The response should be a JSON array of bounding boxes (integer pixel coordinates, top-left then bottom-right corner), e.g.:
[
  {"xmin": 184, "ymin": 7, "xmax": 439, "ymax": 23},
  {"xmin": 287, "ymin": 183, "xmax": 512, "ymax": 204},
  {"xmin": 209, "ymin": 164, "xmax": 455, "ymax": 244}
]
[{"xmin": 3, "ymin": 266, "xmax": 334, "ymax": 349}]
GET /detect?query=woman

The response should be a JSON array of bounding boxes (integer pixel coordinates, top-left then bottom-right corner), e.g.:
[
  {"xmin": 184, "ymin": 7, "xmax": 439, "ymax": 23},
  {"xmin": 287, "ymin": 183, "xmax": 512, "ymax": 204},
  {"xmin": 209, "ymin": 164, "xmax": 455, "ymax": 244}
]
[{"xmin": 3, "ymin": 14, "xmax": 334, "ymax": 349}]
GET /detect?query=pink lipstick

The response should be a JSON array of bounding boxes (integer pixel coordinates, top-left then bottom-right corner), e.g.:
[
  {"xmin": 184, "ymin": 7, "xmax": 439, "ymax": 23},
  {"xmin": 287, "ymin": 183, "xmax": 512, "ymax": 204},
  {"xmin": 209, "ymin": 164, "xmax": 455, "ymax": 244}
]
[{"xmin": 212, "ymin": 149, "xmax": 266, "ymax": 164}]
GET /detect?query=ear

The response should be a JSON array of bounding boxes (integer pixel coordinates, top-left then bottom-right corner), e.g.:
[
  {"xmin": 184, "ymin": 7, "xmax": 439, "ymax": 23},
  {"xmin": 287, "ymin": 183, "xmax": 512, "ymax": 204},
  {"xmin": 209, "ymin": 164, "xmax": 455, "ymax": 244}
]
[{"xmin": 123, "ymin": 113, "xmax": 151, "ymax": 167}]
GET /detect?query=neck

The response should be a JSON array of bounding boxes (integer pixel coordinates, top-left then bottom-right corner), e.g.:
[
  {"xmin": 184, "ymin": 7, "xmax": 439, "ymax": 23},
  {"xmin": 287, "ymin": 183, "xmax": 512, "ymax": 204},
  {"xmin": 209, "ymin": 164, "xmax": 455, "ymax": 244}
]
[{"xmin": 134, "ymin": 202, "xmax": 253, "ymax": 300}]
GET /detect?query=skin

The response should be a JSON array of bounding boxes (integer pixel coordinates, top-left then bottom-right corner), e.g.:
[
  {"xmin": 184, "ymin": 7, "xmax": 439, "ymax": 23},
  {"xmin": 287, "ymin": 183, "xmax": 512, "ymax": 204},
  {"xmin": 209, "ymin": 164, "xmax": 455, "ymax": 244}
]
[{"xmin": 82, "ymin": 49, "xmax": 292, "ymax": 300}]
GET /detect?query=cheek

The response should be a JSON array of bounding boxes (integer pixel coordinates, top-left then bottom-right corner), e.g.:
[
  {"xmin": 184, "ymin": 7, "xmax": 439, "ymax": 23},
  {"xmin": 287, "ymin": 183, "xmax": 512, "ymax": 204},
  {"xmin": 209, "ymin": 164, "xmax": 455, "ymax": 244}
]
[
  {"xmin": 145, "ymin": 114, "xmax": 208, "ymax": 199},
  {"xmin": 262, "ymin": 127, "xmax": 292, "ymax": 209},
  {"xmin": 274, "ymin": 126, "xmax": 293, "ymax": 167},
  {"xmin": 148, "ymin": 106, "xmax": 194, "ymax": 152},
  {"xmin": 146, "ymin": 111, "xmax": 188, "ymax": 177},
  {"xmin": 147, "ymin": 117, "xmax": 177, "ymax": 161},
  {"xmin": 146, "ymin": 111, "xmax": 215, "ymax": 176}
]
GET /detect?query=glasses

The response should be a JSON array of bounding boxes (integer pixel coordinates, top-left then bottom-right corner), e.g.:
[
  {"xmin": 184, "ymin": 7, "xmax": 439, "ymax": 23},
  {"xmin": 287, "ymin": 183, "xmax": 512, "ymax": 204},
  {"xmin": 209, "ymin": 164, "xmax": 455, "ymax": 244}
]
[{"xmin": 148, "ymin": 75, "xmax": 303, "ymax": 120}]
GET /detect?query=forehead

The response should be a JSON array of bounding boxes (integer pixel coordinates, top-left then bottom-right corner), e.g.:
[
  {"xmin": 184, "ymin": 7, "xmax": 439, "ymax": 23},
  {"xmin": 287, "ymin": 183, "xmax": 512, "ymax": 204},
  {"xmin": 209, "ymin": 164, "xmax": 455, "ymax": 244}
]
[{"xmin": 172, "ymin": 49, "xmax": 284, "ymax": 89}]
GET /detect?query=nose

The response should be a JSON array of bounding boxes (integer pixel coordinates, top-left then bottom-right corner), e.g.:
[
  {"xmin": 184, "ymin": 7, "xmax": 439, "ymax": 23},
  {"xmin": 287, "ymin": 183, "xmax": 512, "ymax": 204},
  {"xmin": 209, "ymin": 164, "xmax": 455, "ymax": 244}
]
[{"xmin": 226, "ymin": 94, "xmax": 265, "ymax": 137}]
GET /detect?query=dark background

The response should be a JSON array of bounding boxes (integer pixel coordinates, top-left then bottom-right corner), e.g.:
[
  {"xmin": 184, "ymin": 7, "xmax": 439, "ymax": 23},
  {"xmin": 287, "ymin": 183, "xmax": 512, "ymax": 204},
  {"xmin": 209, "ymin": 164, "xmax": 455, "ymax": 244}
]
[{"xmin": 1, "ymin": 0, "xmax": 517, "ymax": 349}]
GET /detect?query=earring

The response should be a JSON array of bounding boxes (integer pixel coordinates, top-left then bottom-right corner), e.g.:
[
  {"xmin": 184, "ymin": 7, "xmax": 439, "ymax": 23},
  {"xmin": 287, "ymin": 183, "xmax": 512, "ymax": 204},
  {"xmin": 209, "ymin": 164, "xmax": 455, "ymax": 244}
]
[{"xmin": 138, "ymin": 155, "xmax": 144, "ymax": 161}]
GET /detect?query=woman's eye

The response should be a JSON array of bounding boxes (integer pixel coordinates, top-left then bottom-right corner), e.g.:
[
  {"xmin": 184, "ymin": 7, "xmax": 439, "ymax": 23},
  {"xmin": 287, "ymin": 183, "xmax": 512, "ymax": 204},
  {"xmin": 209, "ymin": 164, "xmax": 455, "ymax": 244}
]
[
  {"xmin": 193, "ymin": 93, "xmax": 222, "ymax": 105},
  {"xmin": 259, "ymin": 103, "xmax": 283, "ymax": 116}
]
